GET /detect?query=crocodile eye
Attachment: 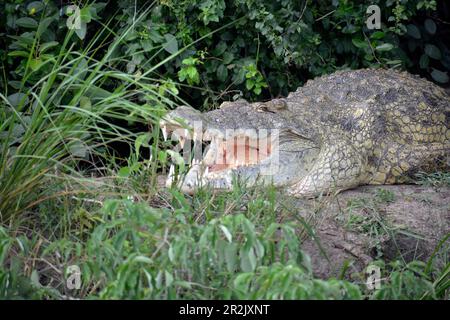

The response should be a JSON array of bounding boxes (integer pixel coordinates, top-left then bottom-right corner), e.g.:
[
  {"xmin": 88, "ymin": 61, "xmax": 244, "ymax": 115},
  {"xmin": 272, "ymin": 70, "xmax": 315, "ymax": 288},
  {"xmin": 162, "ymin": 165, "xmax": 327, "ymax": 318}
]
[
  {"xmin": 254, "ymin": 103, "xmax": 275, "ymax": 113},
  {"xmin": 254, "ymin": 99, "xmax": 287, "ymax": 113}
]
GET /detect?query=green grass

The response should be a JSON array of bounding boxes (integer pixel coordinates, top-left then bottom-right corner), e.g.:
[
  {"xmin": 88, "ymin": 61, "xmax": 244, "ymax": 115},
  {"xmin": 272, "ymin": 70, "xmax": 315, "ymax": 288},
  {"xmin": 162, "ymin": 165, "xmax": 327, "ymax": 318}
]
[
  {"xmin": 415, "ymin": 171, "xmax": 450, "ymax": 188},
  {"xmin": 0, "ymin": 7, "xmax": 166, "ymax": 223},
  {"xmin": 0, "ymin": 176, "xmax": 448, "ymax": 299}
]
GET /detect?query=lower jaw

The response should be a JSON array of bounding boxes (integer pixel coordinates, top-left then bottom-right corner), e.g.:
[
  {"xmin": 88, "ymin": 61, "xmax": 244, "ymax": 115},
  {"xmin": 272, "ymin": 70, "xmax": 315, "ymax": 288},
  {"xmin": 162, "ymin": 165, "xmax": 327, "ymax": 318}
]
[{"xmin": 178, "ymin": 163, "xmax": 270, "ymax": 193}]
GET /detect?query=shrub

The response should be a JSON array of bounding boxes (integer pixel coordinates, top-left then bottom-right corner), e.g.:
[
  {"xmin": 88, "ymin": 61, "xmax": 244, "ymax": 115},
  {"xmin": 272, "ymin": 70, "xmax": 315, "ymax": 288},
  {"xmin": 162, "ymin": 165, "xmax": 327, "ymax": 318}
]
[
  {"xmin": 98, "ymin": 0, "xmax": 447, "ymax": 109},
  {"xmin": 3, "ymin": 0, "xmax": 447, "ymax": 109}
]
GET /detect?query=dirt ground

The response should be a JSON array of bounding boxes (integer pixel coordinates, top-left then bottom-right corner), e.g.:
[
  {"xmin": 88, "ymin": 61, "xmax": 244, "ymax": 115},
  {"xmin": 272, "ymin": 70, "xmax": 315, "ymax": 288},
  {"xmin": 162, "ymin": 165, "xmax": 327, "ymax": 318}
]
[{"xmin": 294, "ymin": 185, "xmax": 449, "ymax": 279}]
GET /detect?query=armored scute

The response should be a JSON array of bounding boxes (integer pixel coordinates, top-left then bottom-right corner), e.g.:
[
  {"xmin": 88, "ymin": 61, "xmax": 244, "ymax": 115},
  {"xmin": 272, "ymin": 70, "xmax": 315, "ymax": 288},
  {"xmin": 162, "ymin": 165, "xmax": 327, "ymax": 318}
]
[{"xmin": 161, "ymin": 69, "xmax": 450, "ymax": 197}]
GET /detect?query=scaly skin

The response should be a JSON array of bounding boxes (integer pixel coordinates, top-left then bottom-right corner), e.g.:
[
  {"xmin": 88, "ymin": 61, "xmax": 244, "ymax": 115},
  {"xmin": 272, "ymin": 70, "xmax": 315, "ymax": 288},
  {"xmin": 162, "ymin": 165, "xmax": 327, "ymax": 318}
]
[{"xmin": 161, "ymin": 68, "xmax": 450, "ymax": 197}]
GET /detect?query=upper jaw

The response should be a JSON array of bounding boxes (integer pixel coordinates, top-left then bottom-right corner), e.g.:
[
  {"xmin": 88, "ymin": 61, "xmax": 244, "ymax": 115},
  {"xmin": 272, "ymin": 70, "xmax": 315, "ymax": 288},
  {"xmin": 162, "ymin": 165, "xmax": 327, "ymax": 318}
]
[
  {"xmin": 159, "ymin": 106, "xmax": 205, "ymax": 142},
  {"xmin": 160, "ymin": 118, "xmax": 281, "ymax": 193},
  {"xmin": 159, "ymin": 105, "xmax": 303, "ymax": 193}
]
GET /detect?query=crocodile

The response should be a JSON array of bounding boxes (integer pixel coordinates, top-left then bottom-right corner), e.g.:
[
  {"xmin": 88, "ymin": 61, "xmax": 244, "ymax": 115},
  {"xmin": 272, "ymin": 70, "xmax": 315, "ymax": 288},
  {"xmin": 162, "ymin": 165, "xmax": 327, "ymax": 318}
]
[{"xmin": 160, "ymin": 68, "xmax": 450, "ymax": 197}]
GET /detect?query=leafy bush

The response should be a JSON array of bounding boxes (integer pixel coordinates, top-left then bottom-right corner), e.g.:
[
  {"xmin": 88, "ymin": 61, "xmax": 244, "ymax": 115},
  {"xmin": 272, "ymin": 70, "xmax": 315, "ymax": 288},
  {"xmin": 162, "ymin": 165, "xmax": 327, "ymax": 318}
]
[
  {"xmin": 0, "ymin": 3, "xmax": 176, "ymax": 222},
  {"xmin": 0, "ymin": 193, "xmax": 447, "ymax": 299},
  {"xmin": 0, "ymin": 188, "xmax": 351, "ymax": 299},
  {"xmin": 2, "ymin": 0, "xmax": 447, "ymax": 109},
  {"xmin": 89, "ymin": 0, "xmax": 447, "ymax": 109}
]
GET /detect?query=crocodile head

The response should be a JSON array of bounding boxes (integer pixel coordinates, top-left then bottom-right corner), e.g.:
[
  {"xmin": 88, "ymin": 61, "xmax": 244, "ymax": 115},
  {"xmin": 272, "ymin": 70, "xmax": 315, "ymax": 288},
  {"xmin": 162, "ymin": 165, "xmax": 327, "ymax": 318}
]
[{"xmin": 160, "ymin": 100, "xmax": 319, "ymax": 194}]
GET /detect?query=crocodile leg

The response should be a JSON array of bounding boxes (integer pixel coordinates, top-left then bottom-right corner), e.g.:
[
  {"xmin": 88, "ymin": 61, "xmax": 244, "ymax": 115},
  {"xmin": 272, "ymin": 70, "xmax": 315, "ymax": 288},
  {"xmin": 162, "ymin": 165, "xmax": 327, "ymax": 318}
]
[
  {"xmin": 286, "ymin": 139, "xmax": 367, "ymax": 197},
  {"xmin": 367, "ymin": 142, "xmax": 450, "ymax": 185}
]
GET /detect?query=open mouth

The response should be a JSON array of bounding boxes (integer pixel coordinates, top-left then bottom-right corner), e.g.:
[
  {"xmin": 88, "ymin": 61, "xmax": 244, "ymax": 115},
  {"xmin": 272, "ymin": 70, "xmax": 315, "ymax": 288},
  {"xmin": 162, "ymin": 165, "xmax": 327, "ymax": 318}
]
[
  {"xmin": 203, "ymin": 135, "xmax": 273, "ymax": 172},
  {"xmin": 160, "ymin": 120, "xmax": 277, "ymax": 191}
]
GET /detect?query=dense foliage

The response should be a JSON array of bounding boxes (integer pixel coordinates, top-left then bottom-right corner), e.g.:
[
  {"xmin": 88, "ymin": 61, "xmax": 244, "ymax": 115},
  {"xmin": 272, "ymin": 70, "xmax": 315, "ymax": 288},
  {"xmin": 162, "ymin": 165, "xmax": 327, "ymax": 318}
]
[
  {"xmin": 2, "ymin": 0, "xmax": 449, "ymax": 109},
  {"xmin": 1, "ymin": 187, "xmax": 448, "ymax": 299}
]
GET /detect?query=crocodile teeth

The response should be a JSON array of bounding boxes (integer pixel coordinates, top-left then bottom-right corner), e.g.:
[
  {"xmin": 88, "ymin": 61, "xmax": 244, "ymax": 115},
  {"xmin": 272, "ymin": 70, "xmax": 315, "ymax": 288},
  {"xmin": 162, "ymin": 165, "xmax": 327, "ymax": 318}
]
[
  {"xmin": 193, "ymin": 131, "xmax": 201, "ymax": 141},
  {"xmin": 179, "ymin": 136, "xmax": 185, "ymax": 147},
  {"xmin": 161, "ymin": 126, "xmax": 168, "ymax": 141},
  {"xmin": 204, "ymin": 166, "xmax": 209, "ymax": 176},
  {"xmin": 168, "ymin": 164, "xmax": 175, "ymax": 179}
]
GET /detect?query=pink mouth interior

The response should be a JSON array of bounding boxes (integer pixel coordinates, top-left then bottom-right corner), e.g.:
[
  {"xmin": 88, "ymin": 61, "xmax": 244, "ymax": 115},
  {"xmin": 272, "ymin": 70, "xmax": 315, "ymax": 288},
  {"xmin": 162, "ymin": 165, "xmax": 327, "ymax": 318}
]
[{"xmin": 208, "ymin": 136, "xmax": 272, "ymax": 172}]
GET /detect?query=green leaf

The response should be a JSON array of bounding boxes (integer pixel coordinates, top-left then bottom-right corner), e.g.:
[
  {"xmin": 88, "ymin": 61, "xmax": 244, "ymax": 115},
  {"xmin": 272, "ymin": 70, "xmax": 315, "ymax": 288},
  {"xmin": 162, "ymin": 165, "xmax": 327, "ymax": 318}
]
[
  {"xmin": 424, "ymin": 19, "xmax": 437, "ymax": 35},
  {"xmin": 16, "ymin": 17, "xmax": 38, "ymax": 29},
  {"xmin": 225, "ymin": 243, "xmax": 238, "ymax": 272},
  {"xmin": 375, "ymin": 43, "xmax": 394, "ymax": 52},
  {"xmin": 219, "ymin": 225, "xmax": 232, "ymax": 243},
  {"xmin": 133, "ymin": 255, "xmax": 153, "ymax": 264},
  {"xmin": 80, "ymin": 96, "xmax": 91, "ymax": 110},
  {"xmin": 168, "ymin": 246, "xmax": 175, "ymax": 262},
  {"xmin": 10, "ymin": 33, "xmax": 35, "ymax": 47},
  {"xmin": 80, "ymin": 7, "xmax": 93, "ymax": 23},
  {"xmin": 167, "ymin": 150, "xmax": 185, "ymax": 169},
  {"xmin": 352, "ymin": 38, "xmax": 368, "ymax": 49},
  {"xmin": 163, "ymin": 34, "xmax": 178, "ymax": 54},
  {"xmin": 246, "ymin": 80, "xmax": 254, "ymax": 90},
  {"xmin": 135, "ymin": 133, "xmax": 151, "ymax": 157},
  {"xmin": 419, "ymin": 54, "xmax": 429, "ymax": 69},
  {"xmin": 40, "ymin": 41, "xmax": 59, "ymax": 53},
  {"xmin": 217, "ymin": 64, "xmax": 228, "ymax": 82},
  {"xmin": 8, "ymin": 81, "xmax": 22, "ymax": 90},
  {"xmin": 69, "ymin": 142, "xmax": 88, "ymax": 157},
  {"xmin": 424, "ymin": 44, "xmax": 441, "ymax": 60},
  {"xmin": 187, "ymin": 66, "xmax": 197, "ymax": 79},
  {"xmin": 385, "ymin": 59, "xmax": 402, "ymax": 65},
  {"xmin": 214, "ymin": 41, "xmax": 227, "ymax": 56},
  {"xmin": 7, "ymin": 93, "xmax": 28, "ymax": 108},
  {"xmin": 430, "ymin": 69, "xmax": 449, "ymax": 84},
  {"xmin": 165, "ymin": 271, "xmax": 174, "ymax": 287},
  {"xmin": 75, "ymin": 22, "xmax": 87, "ymax": 40},
  {"xmin": 240, "ymin": 247, "xmax": 257, "ymax": 272},
  {"xmin": 234, "ymin": 67, "xmax": 246, "ymax": 85},
  {"xmin": 37, "ymin": 17, "xmax": 54, "ymax": 36},
  {"xmin": 27, "ymin": 1, "xmax": 44, "ymax": 13},
  {"xmin": 30, "ymin": 270, "xmax": 41, "ymax": 287},
  {"xmin": 177, "ymin": 69, "xmax": 186, "ymax": 82},
  {"xmin": 141, "ymin": 39, "xmax": 153, "ymax": 52},
  {"xmin": 8, "ymin": 51, "xmax": 29, "ymax": 58},
  {"xmin": 29, "ymin": 58, "xmax": 43, "ymax": 71},
  {"xmin": 223, "ymin": 52, "xmax": 234, "ymax": 64},
  {"xmin": 118, "ymin": 166, "xmax": 131, "ymax": 177},
  {"xmin": 406, "ymin": 24, "xmax": 421, "ymax": 39},
  {"xmin": 370, "ymin": 31, "xmax": 385, "ymax": 40}
]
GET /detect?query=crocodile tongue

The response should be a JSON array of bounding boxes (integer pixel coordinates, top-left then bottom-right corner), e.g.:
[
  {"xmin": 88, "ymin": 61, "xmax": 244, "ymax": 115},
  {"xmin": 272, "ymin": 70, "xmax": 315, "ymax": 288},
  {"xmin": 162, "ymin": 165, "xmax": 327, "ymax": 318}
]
[{"xmin": 204, "ymin": 135, "xmax": 272, "ymax": 172}]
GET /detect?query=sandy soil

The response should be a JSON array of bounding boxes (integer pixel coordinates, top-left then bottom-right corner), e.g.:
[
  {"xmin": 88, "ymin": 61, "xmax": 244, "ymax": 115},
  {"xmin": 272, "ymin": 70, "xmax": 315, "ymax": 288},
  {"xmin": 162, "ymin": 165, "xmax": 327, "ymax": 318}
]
[{"xmin": 295, "ymin": 185, "xmax": 449, "ymax": 279}]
